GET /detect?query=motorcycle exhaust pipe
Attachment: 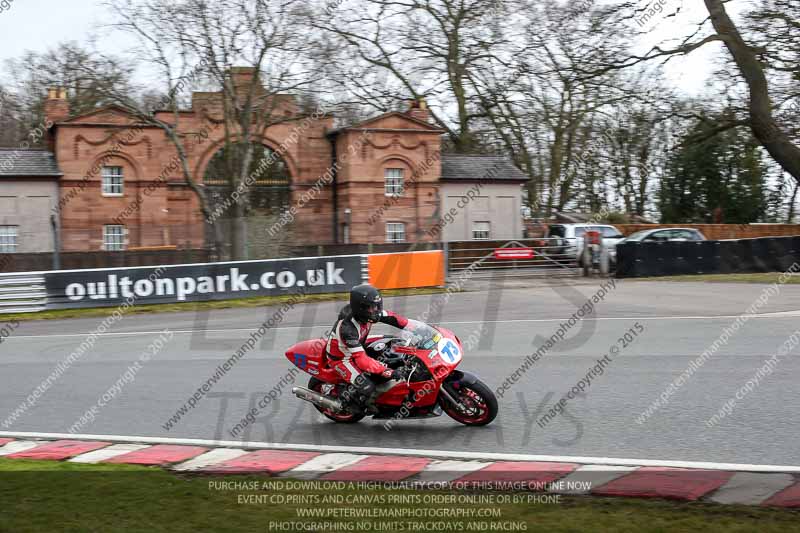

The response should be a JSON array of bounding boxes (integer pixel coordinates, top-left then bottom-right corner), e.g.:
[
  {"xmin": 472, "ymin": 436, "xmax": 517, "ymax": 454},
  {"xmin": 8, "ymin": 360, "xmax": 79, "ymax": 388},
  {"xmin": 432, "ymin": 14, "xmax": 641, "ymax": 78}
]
[{"xmin": 292, "ymin": 386, "xmax": 343, "ymax": 412}]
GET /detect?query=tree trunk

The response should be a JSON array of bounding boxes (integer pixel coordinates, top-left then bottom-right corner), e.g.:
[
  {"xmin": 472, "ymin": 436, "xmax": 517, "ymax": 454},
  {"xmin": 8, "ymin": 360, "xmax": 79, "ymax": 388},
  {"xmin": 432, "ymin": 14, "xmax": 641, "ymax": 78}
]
[
  {"xmin": 787, "ymin": 179, "xmax": 799, "ymax": 223},
  {"xmin": 231, "ymin": 208, "xmax": 247, "ymax": 260},
  {"xmin": 704, "ymin": 0, "xmax": 800, "ymax": 184}
]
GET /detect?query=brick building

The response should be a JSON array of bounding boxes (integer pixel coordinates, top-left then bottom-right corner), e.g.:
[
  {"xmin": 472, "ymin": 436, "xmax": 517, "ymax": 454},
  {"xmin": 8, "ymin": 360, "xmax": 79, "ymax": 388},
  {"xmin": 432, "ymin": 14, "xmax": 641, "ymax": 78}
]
[{"xmin": 31, "ymin": 68, "xmax": 526, "ymax": 252}]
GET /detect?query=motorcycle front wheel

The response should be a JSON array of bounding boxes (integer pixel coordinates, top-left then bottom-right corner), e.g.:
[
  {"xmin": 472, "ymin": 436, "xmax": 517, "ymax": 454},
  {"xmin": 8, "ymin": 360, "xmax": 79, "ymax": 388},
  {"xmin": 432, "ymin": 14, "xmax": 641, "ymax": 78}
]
[{"xmin": 439, "ymin": 378, "xmax": 498, "ymax": 426}]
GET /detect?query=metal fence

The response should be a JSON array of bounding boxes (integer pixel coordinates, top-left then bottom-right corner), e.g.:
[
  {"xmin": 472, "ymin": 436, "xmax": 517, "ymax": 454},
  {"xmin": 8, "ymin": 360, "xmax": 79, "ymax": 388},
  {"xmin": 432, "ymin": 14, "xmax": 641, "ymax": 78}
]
[
  {"xmin": 0, "ymin": 273, "xmax": 47, "ymax": 313},
  {"xmin": 446, "ymin": 238, "xmax": 580, "ymax": 278}
]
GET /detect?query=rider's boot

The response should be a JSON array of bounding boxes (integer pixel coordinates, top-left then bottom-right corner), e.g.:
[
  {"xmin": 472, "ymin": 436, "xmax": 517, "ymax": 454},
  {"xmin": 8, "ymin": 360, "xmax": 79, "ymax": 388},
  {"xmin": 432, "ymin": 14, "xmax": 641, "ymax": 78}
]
[{"xmin": 345, "ymin": 374, "xmax": 378, "ymax": 416}]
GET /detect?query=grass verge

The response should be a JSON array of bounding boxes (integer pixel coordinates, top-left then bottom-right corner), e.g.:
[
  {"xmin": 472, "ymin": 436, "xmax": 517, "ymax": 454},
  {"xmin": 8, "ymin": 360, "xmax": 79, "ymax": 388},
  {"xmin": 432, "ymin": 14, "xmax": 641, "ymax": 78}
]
[
  {"xmin": 634, "ymin": 272, "xmax": 800, "ymax": 284},
  {"xmin": 2, "ymin": 287, "xmax": 447, "ymax": 323},
  {"xmin": 0, "ymin": 459, "xmax": 798, "ymax": 533}
]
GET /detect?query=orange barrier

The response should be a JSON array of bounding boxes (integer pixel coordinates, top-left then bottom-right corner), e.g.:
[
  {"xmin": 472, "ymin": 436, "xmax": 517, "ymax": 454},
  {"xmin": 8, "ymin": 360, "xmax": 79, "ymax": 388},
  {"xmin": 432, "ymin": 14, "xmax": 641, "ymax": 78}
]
[{"xmin": 367, "ymin": 250, "xmax": 445, "ymax": 290}]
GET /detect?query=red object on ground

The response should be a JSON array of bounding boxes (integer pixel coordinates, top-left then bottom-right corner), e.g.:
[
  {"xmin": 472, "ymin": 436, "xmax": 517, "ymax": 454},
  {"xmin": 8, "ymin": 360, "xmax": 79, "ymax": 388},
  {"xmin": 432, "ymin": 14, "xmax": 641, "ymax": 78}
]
[
  {"xmin": 322, "ymin": 456, "xmax": 430, "ymax": 482},
  {"xmin": 456, "ymin": 461, "xmax": 576, "ymax": 488},
  {"xmin": 105, "ymin": 444, "xmax": 208, "ymax": 465},
  {"xmin": 592, "ymin": 467, "xmax": 734, "ymax": 501},
  {"xmin": 6, "ymin": 440, "xmax": 110, "ymax": 460},
  {"xmin": 0, "ymin": 438, "xmax": 14, "ymax": 446},
  {"xmin": 494, "ymin": 248, "xmax": 535, "ymax": 260},
  {"xmin": 763, "ymin": 482, "xmax": 800, "ymax": 507},
  {"xmin": 201, "ymin": 450, "xmax": 320, "ymax": 474}
]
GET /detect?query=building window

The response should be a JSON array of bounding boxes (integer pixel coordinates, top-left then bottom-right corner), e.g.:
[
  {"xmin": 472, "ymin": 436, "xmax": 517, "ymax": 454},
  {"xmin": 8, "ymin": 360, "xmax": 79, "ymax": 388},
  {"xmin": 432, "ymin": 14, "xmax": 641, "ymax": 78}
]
[
  {"xmin": 0, "ymin": 226, "xmax": 18, "ymax": 253},
  {"xmin": 102, "ymin": 166, "xmax": 124, "ymax": 196},
  {"xmin": 472, "ymin": 221, "xmax": 491, "ymax": 240},
  {"xmin": 384, "ymin": 168, "xmax": 404, "ymax": 196},
  {"xmin": 103, "ymin": 225, "xmax": 126, "ymax": 251},
  {"xmin": 386, "ymin": 222, "xmax": 405, "ymax": 243}
]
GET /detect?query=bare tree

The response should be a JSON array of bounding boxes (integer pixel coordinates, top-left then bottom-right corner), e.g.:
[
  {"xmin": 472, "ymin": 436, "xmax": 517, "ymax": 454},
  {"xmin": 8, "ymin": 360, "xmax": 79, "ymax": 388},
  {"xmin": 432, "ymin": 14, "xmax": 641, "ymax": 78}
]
[
  {"xmin": 316, "ymin": 0, "xmax": 523, "ymax": 152},
  {"xmin": 475, "ymin": 1, "xmax": 643, "ymax": 216},
  {"xmin": 0, "ymin": 84, "xmax": 25, "ymax": 146},
  {"xmin": 107, "ymin": 0, "xmax": 318, "ymax": 259},
  {"xmin": 2, "ymin": 40, "xmax": 135, "ymax": 145},
  {"xmin": 704, "ymin": 0, "xmax": 800, "ymax": 183},
  {"xmin": 603, "ymin": 0, "xmax": 800, "ymax": 184}
]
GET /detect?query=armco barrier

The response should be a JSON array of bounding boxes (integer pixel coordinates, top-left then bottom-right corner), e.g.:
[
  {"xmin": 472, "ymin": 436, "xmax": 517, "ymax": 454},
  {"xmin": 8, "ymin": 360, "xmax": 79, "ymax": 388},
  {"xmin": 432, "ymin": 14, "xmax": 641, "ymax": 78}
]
[
  {"xmin": 616, "ymin": 236, "xmax": 800, "ymax": 278},
  {"xmin": 0, "ymin": 273, "xmax": 47, "ymax": 313}
]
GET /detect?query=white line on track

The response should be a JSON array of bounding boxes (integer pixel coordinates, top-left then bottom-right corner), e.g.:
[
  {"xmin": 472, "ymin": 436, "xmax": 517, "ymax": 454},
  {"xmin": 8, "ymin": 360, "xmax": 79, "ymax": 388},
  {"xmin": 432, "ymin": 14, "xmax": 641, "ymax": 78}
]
[
  {"xmin": 1, "ymin": 431, "xmax": 799, "ymax": 473},
  {"xmin": 7, "ymin": 312, "xmax": 800, "ymax": 340}
]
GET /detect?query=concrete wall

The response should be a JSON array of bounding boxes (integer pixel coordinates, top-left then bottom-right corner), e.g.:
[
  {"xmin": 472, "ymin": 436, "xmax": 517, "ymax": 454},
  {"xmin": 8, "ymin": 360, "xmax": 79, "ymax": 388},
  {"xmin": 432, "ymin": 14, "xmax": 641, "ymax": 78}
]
[
  {"xmin": 440, "ymin": 182, "xmax": 524, "ymax": 242},
  {"xmin": 0, "ymin": 178, "xmax": 58, "ymax": 252}
]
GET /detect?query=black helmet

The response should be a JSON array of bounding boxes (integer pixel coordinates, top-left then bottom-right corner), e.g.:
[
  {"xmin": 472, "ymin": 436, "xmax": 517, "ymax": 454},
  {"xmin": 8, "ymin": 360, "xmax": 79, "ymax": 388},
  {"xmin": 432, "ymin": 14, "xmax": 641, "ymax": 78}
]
[{"xmin": 350, "ymin": 284, "xmax": 383, "ymax": 323}]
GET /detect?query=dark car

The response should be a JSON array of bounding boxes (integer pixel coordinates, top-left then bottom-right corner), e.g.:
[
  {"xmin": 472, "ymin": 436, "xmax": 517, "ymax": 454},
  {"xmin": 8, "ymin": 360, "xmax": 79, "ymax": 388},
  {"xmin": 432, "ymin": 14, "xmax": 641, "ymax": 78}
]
[{"xmin": 610, "ymin": 228, "xmax": 707, "ymax": 266}]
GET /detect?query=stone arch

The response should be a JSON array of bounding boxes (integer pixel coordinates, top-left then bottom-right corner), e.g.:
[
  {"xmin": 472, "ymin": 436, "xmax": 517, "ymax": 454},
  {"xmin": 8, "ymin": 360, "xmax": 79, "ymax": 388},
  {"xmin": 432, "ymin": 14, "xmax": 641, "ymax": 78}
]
[
  {"xmin": 377, "ymin": 154, "xmax": 419, "ymax": 176},
  {"xmin": 377, "ymin": 154, "xmax": 419, "ymax": 190},
  {"xmin": 88, "ymin": 150, "xmax": 143, "ymax": 181},
  {"xmin": 197, "ymin": 136, "xmax": 297, "ymax": 258},
  {"xmin": 89, "ymin": 150, "xmax": 144, "ymax": 190},
  {"xmin": 378, "ymin": 153, "xmax": 416, "ymax": 168},
  {"xmin": 193, "ymin": 134, "xmax": 299, "ymax": 182}
]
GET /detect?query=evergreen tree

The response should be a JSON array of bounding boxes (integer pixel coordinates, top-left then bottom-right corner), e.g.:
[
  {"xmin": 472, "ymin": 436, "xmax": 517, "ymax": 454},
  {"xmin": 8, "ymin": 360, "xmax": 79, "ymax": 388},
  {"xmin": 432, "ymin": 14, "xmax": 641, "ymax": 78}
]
[{"xmin": 660, "ymin": 112, "xmax": 766, "ymax": 223}]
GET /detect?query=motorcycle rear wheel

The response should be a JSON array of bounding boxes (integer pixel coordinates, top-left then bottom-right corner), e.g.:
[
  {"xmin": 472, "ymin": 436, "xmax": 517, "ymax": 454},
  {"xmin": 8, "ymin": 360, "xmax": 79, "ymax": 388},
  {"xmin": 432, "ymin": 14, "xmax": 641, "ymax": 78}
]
[
  {"xmin": 440, "ymin": 378, "xmax": 498, "ymax": 426},
  {"xmin": 308, "ymin": 377, "xmax": 365, "ymax": 424}
]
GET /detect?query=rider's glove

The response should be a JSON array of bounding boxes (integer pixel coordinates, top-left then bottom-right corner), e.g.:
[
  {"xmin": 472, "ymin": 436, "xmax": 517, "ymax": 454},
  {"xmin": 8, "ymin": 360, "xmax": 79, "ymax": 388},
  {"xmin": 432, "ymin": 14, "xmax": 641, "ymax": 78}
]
[{"xmin": 381, "ymin": 368, "xmax": 404, "ymax": 380}]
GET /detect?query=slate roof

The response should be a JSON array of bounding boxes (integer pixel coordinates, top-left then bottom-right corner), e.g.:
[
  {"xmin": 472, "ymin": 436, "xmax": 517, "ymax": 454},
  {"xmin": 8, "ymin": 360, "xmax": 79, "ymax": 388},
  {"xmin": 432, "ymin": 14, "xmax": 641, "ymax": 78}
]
[
  {"xmin": 0, "ymin": 148, "xmax": 62, "ymax": 177},
  {"xmin": 440, "ymin": 154, "xmax": 527, "ymax": 182}
]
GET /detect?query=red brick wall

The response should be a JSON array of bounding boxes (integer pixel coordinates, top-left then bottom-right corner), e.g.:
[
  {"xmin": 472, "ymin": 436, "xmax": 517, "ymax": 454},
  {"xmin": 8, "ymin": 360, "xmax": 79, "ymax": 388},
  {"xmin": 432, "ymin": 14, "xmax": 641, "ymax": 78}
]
[
  {"xmin": 334, "ymin": 114, "xmax": 442, "ymax": 244},
  {"xmin": 52, "ymin": 93, "xmax": 443, "ymax": 250}
]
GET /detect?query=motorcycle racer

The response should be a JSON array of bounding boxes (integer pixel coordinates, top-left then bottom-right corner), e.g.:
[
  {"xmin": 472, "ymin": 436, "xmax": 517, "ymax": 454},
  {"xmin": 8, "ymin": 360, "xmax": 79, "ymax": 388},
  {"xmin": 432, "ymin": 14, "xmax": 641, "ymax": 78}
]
[{"xmin": 325, "ymin": 284, "xmax": 409, "ymax": 414}]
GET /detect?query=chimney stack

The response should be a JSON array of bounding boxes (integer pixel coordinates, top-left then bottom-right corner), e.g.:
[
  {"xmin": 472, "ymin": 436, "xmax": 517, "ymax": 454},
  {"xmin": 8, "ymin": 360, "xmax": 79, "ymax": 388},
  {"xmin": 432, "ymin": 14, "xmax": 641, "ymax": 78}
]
[
  {"xmin": 44, "ymin": 87, "xmax": 69, "ymax": 124},
  {"xmin": 228, "ymin": 67, "xmax": 260, "ymax": 93},
  {"xmin": 407, "ymin": 98, "xmax": 430, "ymax": 123}
]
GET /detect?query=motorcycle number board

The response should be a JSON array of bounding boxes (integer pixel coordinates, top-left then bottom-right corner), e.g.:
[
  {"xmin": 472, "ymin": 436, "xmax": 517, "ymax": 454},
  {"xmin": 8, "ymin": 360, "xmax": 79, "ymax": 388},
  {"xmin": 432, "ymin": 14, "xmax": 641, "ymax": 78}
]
[{"xmin": 436, "ymin": 338, "xmax": 462, "ymax": 364}]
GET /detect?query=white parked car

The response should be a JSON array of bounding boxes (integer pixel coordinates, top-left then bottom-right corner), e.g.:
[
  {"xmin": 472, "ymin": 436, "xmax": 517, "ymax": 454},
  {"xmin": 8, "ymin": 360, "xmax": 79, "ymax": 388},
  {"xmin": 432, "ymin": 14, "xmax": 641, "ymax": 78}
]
[
  {"xmin": 615, "ymin": 228, "xmax": 707, "ymax": 244},
  {"xmin": 544, "ymin": 224, "xmax": 625, "ymax": 265}
]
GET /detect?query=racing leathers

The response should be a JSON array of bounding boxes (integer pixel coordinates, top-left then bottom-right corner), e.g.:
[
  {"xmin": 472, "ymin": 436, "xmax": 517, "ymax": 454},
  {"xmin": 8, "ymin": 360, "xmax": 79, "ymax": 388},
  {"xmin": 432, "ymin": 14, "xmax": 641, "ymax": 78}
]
[{"xmin": 325, "ymin": 304, "xmax": 409, "ymax": 412}]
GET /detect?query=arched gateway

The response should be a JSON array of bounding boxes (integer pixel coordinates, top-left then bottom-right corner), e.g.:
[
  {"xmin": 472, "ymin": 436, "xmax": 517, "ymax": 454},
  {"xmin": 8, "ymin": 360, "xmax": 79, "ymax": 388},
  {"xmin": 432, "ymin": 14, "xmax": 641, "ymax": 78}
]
[{"xmin": 202, "ymin": 141, "xmax": 293, "ymax": 258}]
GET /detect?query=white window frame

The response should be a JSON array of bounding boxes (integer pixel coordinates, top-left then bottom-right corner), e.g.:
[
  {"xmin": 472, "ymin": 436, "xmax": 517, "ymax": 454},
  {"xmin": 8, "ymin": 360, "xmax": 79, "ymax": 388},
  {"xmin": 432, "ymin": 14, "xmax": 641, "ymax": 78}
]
[
  {"xmin": 101, "ymin": 166, "xmax": 124, "ymax": 196},
  {"xmin": 0, "ymin": 225, "xmax": 18, "ymax": 253},
  {"xmin": 384, "ymin": 168, "xmax": 404, "ymax": 197},
  {"xmin": 103, "ymin": 225, "xmax": 126, "ymax": 251},
  {"xmin": 385, "ymin": 222, "xmax": 406, "ymax": 243},
  {"xmin": 472, "ymin": 221, "xmax": 491, "ymax": 240}
]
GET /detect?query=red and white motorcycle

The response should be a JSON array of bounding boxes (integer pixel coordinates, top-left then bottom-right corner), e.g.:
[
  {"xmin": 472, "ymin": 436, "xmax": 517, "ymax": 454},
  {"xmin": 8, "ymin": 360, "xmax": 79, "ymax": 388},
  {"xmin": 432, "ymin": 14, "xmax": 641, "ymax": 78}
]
[{"xmin": 286, "ymin": 319, "xmax": 498, "ymax": 425}]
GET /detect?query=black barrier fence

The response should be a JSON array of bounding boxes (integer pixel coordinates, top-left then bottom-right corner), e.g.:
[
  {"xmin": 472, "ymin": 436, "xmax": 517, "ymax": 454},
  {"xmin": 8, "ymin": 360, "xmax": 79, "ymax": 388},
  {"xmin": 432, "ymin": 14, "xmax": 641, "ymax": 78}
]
[
  {"xmin": 41, "ymin": 255, "xmax": 366, "ymax": 309},
  {"xmin": 616, "ymin": 236, "xmax": 800, "ymax": 278},
  {"xmin": 0, "ymin": 243, "xmax": 441, "ymax": 274}
]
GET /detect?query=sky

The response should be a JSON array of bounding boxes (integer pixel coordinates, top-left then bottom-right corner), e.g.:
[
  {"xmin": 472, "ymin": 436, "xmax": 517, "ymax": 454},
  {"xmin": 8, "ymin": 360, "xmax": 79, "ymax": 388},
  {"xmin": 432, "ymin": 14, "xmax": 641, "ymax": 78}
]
[
  {"xmin": 0, "ymin": 1, "xmax": 120, "ymax": 62},
  {"xmin": 0, "ymin": 0, "xmax": 748, "ymax": 97}
]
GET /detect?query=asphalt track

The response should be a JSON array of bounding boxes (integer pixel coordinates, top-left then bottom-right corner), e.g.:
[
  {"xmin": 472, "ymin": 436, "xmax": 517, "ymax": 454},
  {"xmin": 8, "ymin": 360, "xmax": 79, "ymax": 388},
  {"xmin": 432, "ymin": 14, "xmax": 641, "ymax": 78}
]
[{"xmin": 1, "ymin": 279, "xmax": 799, "ymax": 465}]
